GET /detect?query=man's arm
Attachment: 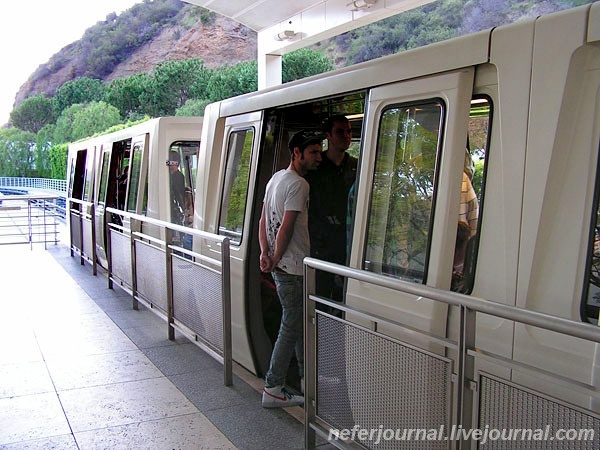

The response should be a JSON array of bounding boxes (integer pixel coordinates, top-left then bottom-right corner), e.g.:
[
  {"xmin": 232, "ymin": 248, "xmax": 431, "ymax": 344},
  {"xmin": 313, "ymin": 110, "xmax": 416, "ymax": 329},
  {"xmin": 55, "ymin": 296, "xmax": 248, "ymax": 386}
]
[
  {"xmin": 272, "ymin": 210, "xmax": 300, "ymax": 265},
  {"xmin": 259, "ymin": 204, "xmax": 273, "ymax": 272}
]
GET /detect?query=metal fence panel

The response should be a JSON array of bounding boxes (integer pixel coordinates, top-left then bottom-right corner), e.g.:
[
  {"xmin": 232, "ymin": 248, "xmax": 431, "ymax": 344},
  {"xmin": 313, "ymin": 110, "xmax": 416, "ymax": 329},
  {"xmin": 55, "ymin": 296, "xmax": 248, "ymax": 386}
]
[
  {"xmin": 172, "ymin": 254, "xmax": 224, "ymax": 351},
  {"xmin": 134, "ymin": 239, "xmax": 167, "ymax": 313}
]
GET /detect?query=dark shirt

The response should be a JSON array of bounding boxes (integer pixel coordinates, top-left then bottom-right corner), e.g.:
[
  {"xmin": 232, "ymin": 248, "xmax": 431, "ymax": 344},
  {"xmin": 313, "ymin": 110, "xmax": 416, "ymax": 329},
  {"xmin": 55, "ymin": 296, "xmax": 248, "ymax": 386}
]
[
  {"xmin": 306, "ymin": 151, "xmax": 357, "ymax": 264},
  {"xmin": 170, "ymin": 170, "xmax": 186, "ymax": 224}
]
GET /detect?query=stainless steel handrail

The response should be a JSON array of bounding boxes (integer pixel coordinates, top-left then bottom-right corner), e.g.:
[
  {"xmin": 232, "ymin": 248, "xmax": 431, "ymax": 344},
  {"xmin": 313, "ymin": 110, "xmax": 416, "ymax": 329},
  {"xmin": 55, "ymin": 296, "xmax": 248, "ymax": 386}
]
[
  {"xmin": 0, "ymin": 194, "xmax": 62, "ymax": 249},
  {"xmin": 303, "ymin": 257, "xmax": 600, "ymax": 450},
  {"xmin": 107, "ymin": 207, "xmax": 232, "ymax": 386}
]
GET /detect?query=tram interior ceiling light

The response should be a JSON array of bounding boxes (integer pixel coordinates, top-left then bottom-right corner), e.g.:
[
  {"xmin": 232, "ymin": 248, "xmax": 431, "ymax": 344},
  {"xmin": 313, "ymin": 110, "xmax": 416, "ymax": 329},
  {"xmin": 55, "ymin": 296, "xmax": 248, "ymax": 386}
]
[
  {"xmin": 347, "ymin": 0, "xmax": 377, "ymax": 11},
  {"xmin": 275, "ymin": 30, "xmax": 297, "ymax": 41}
]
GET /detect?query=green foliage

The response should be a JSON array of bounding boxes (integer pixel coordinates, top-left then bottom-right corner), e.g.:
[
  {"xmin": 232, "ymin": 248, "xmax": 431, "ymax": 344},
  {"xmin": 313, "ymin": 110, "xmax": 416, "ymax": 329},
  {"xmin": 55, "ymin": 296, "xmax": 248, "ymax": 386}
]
[
  {"xmin": 146, "ymin": 58, "xmax": 212, "ymax": 116},
  {"xmin": 9, "ymin": 95, "xmax": 57, "ymax": 133},
  {"xmin": 206, "ymin": 61, "xmax": 257, "ymax": 101},
  {"xmin": 34, "ymin": 124, "xmax": 55, "ymax": 177},
  {"xmin": 49, "ymin": 143, "xmax": 69, "ymax": 179},
  {"xmin": 0, "ymin": 128, "xmax": 36, "ymax": 177},
  {"xmin": 54, "ymin": 102, "xmax": 121, "ymax": 144},
  {"xmin": 106, "ymin": 73, "xmax": 152, "ymax": 119},
  {"xmin": 175, "ymin": 98, "xmax": 211, "ymax": 116},
  {"xmin": 54, "ymin": 78, "xmax": 106, "ymax": 115},
  {"xmin": 282, "ymin": 49, "xmax": 334, "ymax": 83}
]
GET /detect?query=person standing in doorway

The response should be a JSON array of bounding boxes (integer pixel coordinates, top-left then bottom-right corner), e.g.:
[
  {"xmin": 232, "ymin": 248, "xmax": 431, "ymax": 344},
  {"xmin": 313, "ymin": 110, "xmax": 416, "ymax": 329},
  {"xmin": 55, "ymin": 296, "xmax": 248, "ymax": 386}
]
[
  {"xmin": 306, "ymin": 115, "xmax": 358, "ymax": 302},
  {"xmin": 259, "ymin": 130, "xmax": 323, "ymax": 408}
]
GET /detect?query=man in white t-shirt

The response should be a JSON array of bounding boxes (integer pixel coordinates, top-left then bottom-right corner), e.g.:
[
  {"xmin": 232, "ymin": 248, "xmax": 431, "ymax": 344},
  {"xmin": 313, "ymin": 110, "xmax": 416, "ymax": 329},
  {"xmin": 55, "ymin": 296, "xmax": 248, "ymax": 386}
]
[{"xmin": 259, "ymin": 129, "xmax": 323, "ymax": 408}]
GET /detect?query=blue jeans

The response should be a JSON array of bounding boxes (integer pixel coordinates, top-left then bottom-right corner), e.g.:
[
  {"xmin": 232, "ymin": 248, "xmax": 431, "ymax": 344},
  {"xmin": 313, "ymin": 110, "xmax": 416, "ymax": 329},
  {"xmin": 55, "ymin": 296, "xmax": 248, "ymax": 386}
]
[{"xmin": 265, "ymin": 272, "xmax": 304, "ymax": 388}]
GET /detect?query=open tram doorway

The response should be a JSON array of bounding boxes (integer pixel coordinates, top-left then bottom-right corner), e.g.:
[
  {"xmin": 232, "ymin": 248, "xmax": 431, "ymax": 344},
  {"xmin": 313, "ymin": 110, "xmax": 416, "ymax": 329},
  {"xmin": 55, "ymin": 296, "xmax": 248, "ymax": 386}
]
[
  {"xmin": 244, "ymin": 92, "xmax": 366, "ymax": 380},
  {"xmin": 95, "ymin": 138, "xmax": 132, "ymax": 268}
]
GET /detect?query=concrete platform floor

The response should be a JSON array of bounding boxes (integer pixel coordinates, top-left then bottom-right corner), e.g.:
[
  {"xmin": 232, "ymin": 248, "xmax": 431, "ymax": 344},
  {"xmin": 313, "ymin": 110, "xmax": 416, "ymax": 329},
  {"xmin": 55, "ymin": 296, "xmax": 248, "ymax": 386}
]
[{"xmin": 0, "ymin": 242, "xmax": 307, "ymax": 449}]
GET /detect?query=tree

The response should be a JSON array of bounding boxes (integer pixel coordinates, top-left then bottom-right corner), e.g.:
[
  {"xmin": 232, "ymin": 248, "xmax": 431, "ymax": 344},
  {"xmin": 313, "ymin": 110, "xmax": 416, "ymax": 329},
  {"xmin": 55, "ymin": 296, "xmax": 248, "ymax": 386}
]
[
  {"xmin": 54, "ymin": 78, "xmax": 107, "ymax": 115},
  {"xmin": 282, "ymin": 48, "xmax": 334, "ymax": 83},
  {"xmin": 106, "ymin": 73, "xmax": 152, "ymax": 119},
  {"xmin": 175, "ymin": 98, "xmax": 211, "ymax": 116},
  {"xmin": 9, "ymin": 95, "xmax": 57, "ymax": 133},
  {"xmin": 49, "ymin": 143, "xmax": 69, "ymax": 179},
  {"xmin": 146, "ymin": 58, "xmax": 212, "ymax": 116},
  {"xmin": 34, "ymin": 124, "xmax": 56, "ymax": 178},
  {"xmin": 54, "ymin": 101, "xmax": 121, "ymax": 144},
  {"xmin": 206, "ymin": 61, "xmax": 257, "ymax": 102},
  {"xmin": 0, "ymin": 128, "xmax": 37, "ymax": 177}
]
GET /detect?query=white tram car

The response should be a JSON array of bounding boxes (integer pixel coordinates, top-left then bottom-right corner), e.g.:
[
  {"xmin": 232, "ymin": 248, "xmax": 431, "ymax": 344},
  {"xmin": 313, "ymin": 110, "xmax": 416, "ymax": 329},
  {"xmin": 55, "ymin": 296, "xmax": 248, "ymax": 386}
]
[{"xmin": 69, "ymin": 4, "xmax": 600, "ymax": 440}]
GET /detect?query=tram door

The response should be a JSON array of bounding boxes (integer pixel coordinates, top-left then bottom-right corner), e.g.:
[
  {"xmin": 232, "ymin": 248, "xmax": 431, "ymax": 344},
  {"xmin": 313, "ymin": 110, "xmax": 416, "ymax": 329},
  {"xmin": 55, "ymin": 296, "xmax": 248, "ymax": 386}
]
[
  {"xmin": 347, "ymin": 68, "xmax": 474, "ymax": 349},
  {"xmin": 214, "ymin": 112, "xmax": 263, "ymax": 374},
  {"xmin": 94, "ymin": 138, "xmax": 132, "ymax": 268}
]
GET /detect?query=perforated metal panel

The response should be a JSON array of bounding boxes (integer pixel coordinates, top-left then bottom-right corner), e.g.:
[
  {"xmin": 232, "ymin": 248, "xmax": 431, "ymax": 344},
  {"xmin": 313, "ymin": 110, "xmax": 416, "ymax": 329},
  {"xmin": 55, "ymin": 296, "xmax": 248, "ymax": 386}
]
[
  {"xmin": 110, "ymin": 229, "xmax": 132, "ymax": 287},
  {"xmin": 478, "ymin": 374, "xmax": 600, "ymax": 449},
  {"xmin": 172, "ymin": 255, "xmax": 223, "ymax": 351},
  {"xmin": 82, "ymin": 217, "xmax": 93, "ymax": 259},
  {"xmin": 317, "ymin": 313, "xmax": 452, "ymax": 450},
  {"xmin": 134, "ymin": 240, "xmax": 167, "ymax": 311},
  {"xmin": 70, "ymin": 213, "xmax": 82, "ymax": 251}
]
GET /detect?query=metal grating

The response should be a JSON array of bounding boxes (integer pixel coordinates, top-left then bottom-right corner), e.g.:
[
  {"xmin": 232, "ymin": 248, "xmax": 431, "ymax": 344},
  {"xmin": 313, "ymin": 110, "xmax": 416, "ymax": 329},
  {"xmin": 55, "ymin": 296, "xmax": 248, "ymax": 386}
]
[
  {"xmin": 134, "ymin": 239, "xmax": 167, "ymax": 312},
  {"xmin": 317, "ymin": 313, "xmax": 452, "ymax": 450},
  {"xmin": 478, "ymin": 374, "xmax": 600, "ymax": 449},
  {"xmin": 82, "ymin": 217, "xmax": 93, "ymax": 259},
  {"xmin": 172, "ymin": 255, "xmax": 223, "ymax": 351},
  {"xmin": 110, "ymin": 229, "xmax": 132, "ymax": 287},
  {"xmin": 70, "ymin": 214, "xmax": 82, "ymax": 251}
]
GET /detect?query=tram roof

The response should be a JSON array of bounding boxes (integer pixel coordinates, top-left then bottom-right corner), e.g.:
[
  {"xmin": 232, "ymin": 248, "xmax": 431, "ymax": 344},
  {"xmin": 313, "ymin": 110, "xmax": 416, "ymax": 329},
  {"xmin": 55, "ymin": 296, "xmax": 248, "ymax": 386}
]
[{"xmin": 183, "ymin": 0, "xmax": 435, "ymax": 55}]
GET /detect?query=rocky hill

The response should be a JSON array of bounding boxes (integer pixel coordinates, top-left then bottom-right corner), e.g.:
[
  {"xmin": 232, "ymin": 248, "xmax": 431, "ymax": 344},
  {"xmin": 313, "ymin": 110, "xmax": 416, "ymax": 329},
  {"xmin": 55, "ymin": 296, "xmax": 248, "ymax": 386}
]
[
  {"xmin": 14, "ymin": 2, "xmax": 257, "ymax": 107},
  {"xmin": 13, "ymin": 0, "xmax": 582, "ymax": 111}
]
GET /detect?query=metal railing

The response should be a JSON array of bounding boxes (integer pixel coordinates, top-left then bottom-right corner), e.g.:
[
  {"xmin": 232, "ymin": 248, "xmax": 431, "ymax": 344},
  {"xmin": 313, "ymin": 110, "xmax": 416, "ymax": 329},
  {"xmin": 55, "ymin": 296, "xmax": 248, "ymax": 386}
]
[
  {"xmin": 0, "ymin": 194, "xmax": 62, "ymax": 248},
  {"xmin": 69, "ymin": 204, "xmax": 232, "ymax": 386},
  {"xmin": 303, "ymin": 258, "xmax": 600, "ymax": 450},
  {"xmin": 0, "ymin": 177, "xmax": 67, "ymax": 193},
  {"xmin": 0, "ymin": 177, "xmax": 67, "ymax": 218}
]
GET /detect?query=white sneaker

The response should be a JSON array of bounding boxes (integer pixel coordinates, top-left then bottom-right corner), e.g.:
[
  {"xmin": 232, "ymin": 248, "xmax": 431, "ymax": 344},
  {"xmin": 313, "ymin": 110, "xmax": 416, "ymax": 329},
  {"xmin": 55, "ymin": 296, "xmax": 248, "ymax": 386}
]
[{"xmin": 262, "ymin": 385, "xmax": 304, "ymax": 408}]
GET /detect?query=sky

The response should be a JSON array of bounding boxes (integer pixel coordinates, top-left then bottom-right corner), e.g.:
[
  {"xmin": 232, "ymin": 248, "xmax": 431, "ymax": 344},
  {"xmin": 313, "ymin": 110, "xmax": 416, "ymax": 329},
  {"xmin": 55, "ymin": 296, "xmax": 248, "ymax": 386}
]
[{"xmin": 0, "ymin": 0, "xmax": 142, "ymax": 126}]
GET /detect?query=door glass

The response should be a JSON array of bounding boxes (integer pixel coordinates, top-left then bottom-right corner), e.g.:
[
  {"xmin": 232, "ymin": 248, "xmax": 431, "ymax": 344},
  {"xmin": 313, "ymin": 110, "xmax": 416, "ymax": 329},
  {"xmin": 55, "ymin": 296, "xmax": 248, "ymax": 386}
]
[
  {"xmin": 364, "ymin": 100, "xmax": 444, "ymax": 283},
  {"xmin": 452, "ymin": 96, "xmax": 491, "ymax": 293},
  {"xmin": 126, "ymin": 142, "xmax": 143, "ymax": 212},
  {"xmin": 98, "ymin": 152, "xmax": 111, "ymax": 206},
  {"xmin": 582, "ymin": 149, "xmax": 600, "ymax": 324},
  {"xmin": 218, "ymin": 128, "xmax": 254, "ymax": 245}
]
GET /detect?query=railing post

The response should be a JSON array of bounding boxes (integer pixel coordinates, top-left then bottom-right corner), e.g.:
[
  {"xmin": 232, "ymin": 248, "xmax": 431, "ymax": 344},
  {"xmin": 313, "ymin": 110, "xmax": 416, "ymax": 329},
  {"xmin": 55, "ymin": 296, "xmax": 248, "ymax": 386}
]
[
  {"xmin": 456, "ymin": 305, "xmax": 476, "ymax": 450},
  {"xmin": 165, "ymin": 227, "xmax": 175, "ymax": 341},
  {"xmin": 130, "ymin": 218, "xmax": 139, "ymax": 311},
  {"xmin": 27, "ymin": 198, "xmax": 33, "ymax": 250},
  {"xmin": 106, "ymin": 212, "xmax": 113, "ymax": 290},
  {"xmin": 220, "ymin": 237, "xmax": 233, "ymax": 386},
  {"xmin": 304, "ymin": 262, "xmax": 317, "ymax": 450},
  {"xmin": 89, "ymin": 203, "xmax": 97, "ymax": 276}
]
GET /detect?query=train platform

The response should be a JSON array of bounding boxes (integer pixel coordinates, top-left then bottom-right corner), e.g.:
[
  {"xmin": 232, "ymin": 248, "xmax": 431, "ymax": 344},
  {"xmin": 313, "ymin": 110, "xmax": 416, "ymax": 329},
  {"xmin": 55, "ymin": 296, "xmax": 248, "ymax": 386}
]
[{"xmin": 0, "ymin": 240, "xmax": 311, "ymax": 450}]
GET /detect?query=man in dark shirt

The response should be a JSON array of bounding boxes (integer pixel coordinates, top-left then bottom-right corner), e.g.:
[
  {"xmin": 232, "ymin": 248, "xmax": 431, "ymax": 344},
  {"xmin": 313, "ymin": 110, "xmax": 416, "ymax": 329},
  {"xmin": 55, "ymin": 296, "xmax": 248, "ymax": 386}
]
[{"xmin": 306, "ymin": 114, "xmax": 358, "ymax": 301}]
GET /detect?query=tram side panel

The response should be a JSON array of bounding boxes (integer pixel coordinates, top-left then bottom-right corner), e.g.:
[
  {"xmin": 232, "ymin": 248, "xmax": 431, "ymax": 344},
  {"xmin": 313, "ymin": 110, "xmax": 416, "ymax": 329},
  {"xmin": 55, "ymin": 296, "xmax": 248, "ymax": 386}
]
[{"xmin": 512, "ymin": 7, "xmax": 600, "ymax": 410}]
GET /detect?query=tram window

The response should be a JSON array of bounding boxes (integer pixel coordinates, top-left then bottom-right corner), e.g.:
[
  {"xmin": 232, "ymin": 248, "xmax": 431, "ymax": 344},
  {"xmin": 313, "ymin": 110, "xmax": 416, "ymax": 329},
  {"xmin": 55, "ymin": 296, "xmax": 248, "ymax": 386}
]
[
  {"xmin": 83, "ymin": 160, "xmax": 93, "ymax": 202},
  {"xmin": 364, "ymin": 100, "xmax": 444, "ymax": 283},
  {"xmin": 98, "ymin": 152, "xmax": 111, "ymax": 205},
  {"xmin": 452, "ymin": 96, "xmax": 492, "ymax": 294},
  {"xmin": 126, "ymin": 142, "xmax": 143, "ymax": 212},
  {"xmin": 70, "ymin": 150, "xmax": 87, "ymax": 200},
  {"xmin": 218, "ymin": 128, "xmax": 254, "ymax": 245},
  {"xmin": 169, "ymin": 141, "xmax": 199, "ymax": 226},
  {"xmin": 582, "ymin": 152, "xmax": 600, "ymax": 324}
]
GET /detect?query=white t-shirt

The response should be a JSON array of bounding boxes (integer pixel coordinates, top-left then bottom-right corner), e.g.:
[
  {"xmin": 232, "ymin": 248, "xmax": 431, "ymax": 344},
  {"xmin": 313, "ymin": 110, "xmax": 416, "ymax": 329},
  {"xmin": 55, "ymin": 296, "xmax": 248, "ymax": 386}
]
[{"xmin": 263, "ymin": 169, "xmax": 310, "ymax": 275}]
